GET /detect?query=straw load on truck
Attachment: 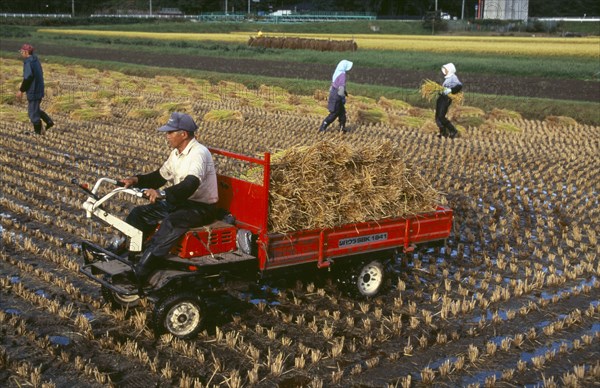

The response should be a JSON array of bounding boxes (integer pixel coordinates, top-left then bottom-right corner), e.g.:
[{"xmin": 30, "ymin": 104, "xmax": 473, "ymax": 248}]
[{"xmin": 253, "ymin": 139, "xmax": 444, "ymax": 233}]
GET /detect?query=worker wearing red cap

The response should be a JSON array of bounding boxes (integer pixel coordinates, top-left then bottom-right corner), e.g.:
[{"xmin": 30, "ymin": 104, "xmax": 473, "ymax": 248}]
[{"xmin": 16, "ymin": 44, "xmax": 54, "ymax": 135}]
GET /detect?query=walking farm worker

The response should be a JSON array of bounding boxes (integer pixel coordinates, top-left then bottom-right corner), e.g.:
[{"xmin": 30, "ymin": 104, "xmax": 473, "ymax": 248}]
[
  {"xmin": 16, "ymin": 43, "xmax": 54, "ymax": 135},
  {"xmin": 318, "ymin": 59, "xmax": 353, "ymax": 134},
  {"xmin": 435, "ymin": 62, "xmax": 462, "ymax": 138}
]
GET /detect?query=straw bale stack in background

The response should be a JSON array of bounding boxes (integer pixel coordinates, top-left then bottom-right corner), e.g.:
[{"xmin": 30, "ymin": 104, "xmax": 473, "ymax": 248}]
[
  {"xmin": 267, "ymin": 140, "xmax": 444, "ymax": 233},
  {"xmin": 248, "ymin": 36, "xmax": 358, "ymax": 52},
  {"xmin": 419, "ymin": 79, "xmax": 464, "ymax": 105}
]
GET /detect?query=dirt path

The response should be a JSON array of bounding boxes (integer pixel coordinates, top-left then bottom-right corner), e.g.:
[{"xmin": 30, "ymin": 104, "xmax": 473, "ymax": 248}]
[{"xmin": 2, "ymin": 39, "xmax": 598, "ymax": 102}]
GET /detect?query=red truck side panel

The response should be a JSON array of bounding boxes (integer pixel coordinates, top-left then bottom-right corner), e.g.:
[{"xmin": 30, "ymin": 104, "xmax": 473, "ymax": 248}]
[{"xmin": 263, "ymin": 206, "xmax": 453, "ymax": 271}]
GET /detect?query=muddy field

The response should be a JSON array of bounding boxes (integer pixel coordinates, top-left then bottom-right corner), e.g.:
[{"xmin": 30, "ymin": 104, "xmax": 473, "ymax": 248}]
[{"xmin": 0, "ymin": 59, "xmax": 599, "ymax": 388}]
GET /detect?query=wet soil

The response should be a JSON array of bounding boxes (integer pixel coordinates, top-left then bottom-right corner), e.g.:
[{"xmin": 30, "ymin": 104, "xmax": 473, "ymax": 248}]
[{"xmin": 0, "ymin": 55, "xmax": 598, "ymax": 387}]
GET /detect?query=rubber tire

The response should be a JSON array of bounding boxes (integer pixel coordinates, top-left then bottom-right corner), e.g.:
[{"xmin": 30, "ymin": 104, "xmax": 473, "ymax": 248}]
[
  {"xmin": 355, "ymin": 260, "xmax": 386, "ymax": 297},
  {"xmin": 153, "ymin": 293, "xmax": 204, "ymax": 339},
  {"xmin": 101, "ymin": 286, "xmax": 140, "ymax": 309}
]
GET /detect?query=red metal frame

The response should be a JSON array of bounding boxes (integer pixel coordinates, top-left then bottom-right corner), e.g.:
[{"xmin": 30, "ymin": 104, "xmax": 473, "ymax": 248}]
[
  {"xmin": 209, "ymin": 147, "xmax": 272, "ymax": 270},
  {"xmin": 175, "ymin": 223, "xmax": 238, "ymax": 258},
  {"xmin": 210, "ymin": 147, "xmax": 270, "ymax": 232}
]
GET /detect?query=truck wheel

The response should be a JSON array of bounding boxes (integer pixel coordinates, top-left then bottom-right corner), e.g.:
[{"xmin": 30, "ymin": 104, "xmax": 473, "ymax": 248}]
[
  {"xmin": 153, "ymin": 293, "xmax": 204, "ymax": 339},
  {"xmin": 101, "ymin": 286, "xmax": 140, "ymax": 309},
  {"xmin": 354, "ymin": 260, "xmax": 386, "ymax": 297}
]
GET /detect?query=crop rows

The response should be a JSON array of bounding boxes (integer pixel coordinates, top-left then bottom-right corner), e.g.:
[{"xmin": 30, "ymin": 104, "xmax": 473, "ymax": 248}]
[{"xmin": 1, "ymin": 59, "xmax": 599, "ymax": 387}]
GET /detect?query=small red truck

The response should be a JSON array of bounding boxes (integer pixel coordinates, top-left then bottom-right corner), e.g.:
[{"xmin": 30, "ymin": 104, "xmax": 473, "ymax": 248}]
[{"xmin": 79, "ymin": 147, "xmax": 453, "ymax": 338}]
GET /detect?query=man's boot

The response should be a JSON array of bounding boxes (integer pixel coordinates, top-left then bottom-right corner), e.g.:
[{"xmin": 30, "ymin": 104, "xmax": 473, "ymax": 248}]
[
  {"xmin": 41, "ymin": 111, "xmax": 54, "ymax": 130},
  {"xmin": 318, "ymin": 120, "xmax": 329, "ymax": 133},
  {"xmin": 133, "ymin": 251, "xmax": 161, "ymax": 287},
  {"xmin": 447, "ymin": 124, "xmax": 458, "ymax": 139},
  {"xmin": 437, "ymin": 127, "xmax": 447, "ymax": 138},
  {"xmin": 106, "ymin": 235, "xmax": 127, "ymax": 255},
  {"xmin": 339, "ymin": 123, "xmax": 347, "ymax": 134},
  {"xmin": 33, "ymin": 122, "xmax": 43, "ymax": 135}
]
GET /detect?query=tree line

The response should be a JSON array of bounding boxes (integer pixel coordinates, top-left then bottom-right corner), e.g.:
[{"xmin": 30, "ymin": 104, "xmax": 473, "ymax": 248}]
[{"xmin": 1, "ymin": 0, "xmax": 598, "ymax": 18}]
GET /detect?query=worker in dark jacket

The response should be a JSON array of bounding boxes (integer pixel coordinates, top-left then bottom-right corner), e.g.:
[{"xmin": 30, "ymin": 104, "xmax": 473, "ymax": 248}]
[
  {"xmin": 16, "ymin": 44, "xmax": 54, "ymax": 135},
  {"xmin": 117, "ymin": 112, "xmax": 218, "ymax": 287},
  {"xmin": 435, "ymin": 63, "xmax": 462, "ymax": 138},
  {"xmin": 318, "ymin": 60, "xmax": 353, "ymax": 134}
]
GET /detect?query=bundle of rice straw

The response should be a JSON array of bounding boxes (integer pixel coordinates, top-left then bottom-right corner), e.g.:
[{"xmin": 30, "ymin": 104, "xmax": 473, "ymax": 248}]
[
  {"xmin": 267, "ymin": 140, "xmax": 444, "ymax": 233},
  {"xmin": 419, "ymin": 79, "xmax": 464, "ymax": 105}
]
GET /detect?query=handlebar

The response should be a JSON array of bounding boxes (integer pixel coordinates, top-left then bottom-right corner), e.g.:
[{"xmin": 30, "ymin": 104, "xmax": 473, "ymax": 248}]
[
  {"xmin": 71, "ymin": 177, "xmax": 99, "ymax": 199},
  {"xmin": 72, "ymin": 176, "xmax": 147, "ymax": 208},
  {"xmin": 72, "ymin": 177, "xmax": 163, "ymax": 207},
  {"xmin": 108, "ymin": 178, "xmax": 125, "ymax": 187}
]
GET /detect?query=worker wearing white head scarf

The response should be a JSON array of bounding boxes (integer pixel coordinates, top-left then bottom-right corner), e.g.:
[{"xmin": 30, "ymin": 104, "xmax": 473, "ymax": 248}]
[
  {"xmin": 435, "ymin": 62, "xmax": 463, "ymax": 138},
  {"xmin": 332, "ymin": 59, "xmax": 353, "ymax": 83},
  {"xmin": 441, "ymin": 63, "xmax": 461, "ymax": 91},
  {"xmin": 319, "ymin": 60, "xmax": 353, "ymax": 134}
]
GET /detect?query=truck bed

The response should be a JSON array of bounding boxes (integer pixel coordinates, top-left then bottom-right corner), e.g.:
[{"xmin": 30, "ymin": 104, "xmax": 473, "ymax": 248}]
[
  {"xmin": 208, "ymin": 148, "xmax": 453, "ymax": 273},
  {"xmin": 171, "ymin": 205, "xmax": 452, "ymax": 272},
  {"xmin": 262, "ymin": 206, "xmax": 453, "ymax": 270}
]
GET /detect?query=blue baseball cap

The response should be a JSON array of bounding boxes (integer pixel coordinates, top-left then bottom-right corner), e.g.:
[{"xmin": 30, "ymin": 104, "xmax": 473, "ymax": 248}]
[{"xmin": 158, "ymin": 112, "xmax": 198, "ymax": 132}]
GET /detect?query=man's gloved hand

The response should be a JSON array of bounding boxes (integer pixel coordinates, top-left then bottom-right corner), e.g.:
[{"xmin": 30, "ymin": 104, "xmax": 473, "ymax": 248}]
[{"xmin": 443, "ymin": 88, "xmax": 452, "ymax": 95}]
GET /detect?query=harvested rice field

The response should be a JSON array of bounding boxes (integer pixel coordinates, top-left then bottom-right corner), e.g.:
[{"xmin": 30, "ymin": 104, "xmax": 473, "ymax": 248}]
[
  {"xmin": 0, "ymin": 58, "xmax": 599, "ymax": 388},
  {"xmin": 1, "ymin": 38, "xmax": 598, "ymax": 103}
]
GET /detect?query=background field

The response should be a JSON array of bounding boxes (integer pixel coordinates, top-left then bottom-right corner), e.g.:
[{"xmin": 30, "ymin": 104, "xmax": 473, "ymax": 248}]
[
  {"xmin": 1, "ymin": 20, "xmax": 598, "ymax": 124},
  {"xmin": 0, "ymin": 20, "xmax": 599, "ymax": 387},
  {"xmin": 37, "ymin": 28, "xmax": 600, "ymax": 58}
]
